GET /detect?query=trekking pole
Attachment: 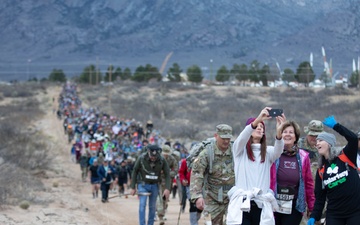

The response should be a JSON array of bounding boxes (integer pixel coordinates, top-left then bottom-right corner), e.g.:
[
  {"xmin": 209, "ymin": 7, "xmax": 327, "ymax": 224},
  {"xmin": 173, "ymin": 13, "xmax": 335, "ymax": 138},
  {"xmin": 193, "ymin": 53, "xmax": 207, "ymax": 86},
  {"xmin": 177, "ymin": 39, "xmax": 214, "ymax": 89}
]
[{"xmin": 177, "ymin": 204, "xmax": 182, "ymax": 225}]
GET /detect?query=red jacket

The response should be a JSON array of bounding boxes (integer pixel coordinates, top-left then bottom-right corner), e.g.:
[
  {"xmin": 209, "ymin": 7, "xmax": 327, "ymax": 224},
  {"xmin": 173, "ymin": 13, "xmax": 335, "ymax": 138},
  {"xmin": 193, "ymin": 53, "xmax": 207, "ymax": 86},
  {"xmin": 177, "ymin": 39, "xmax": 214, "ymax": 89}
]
[{"xmin": 178, "ymin": 158, "xmax": 191, "ymax": 186}]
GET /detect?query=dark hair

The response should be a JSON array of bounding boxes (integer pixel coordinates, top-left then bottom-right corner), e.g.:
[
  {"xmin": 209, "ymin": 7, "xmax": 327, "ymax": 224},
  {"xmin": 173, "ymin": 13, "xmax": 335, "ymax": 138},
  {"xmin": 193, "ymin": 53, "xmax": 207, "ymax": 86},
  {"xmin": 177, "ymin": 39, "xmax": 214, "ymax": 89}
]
[
  {"xmin": 246, "ymin": 136, "xmax": 267, "ymax": 162},
  {"xmin": 245, "ymin": 121, "xmax": 267, "ymax": 163}
]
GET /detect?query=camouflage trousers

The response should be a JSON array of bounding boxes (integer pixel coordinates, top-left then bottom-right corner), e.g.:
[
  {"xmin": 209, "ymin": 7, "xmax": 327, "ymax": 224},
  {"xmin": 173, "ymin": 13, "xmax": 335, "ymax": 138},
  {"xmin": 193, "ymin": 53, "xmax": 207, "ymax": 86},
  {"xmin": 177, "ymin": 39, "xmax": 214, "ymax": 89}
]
[
  {"xmin": 203, "ymin": 198, "xmax": 228, "ymax": 225},
  {"xmin": 156, "ymin": 184, "xmax": 168, "ymax": 219},
  {"xmin": 81, "ymin": 167, "xmax": 88, "ymax": 181}
]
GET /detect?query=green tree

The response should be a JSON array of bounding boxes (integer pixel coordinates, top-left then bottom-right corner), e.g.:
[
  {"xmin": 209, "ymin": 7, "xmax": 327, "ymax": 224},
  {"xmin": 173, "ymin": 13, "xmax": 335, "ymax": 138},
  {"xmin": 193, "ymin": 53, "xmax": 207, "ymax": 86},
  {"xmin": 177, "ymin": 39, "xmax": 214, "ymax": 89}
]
[
  {"xmin": 215, "ymin": 65, "xmax": 230, "ymax": 82},
  {"xmin": 259, "ymin": 64, "xmax": 270, "ymax": 87},
  {"xmin": 167, "ymin": 63, "xmax": 182, "ymax": 82},
  {"xmin": 78, "ymin": 64, "xmax": 101, "ymax": 85},
  {"xmin": 295, "ymin": 61, "xmax": 315, "ymax": 87},
  {"xmin": 282, "ymin": 68, "xmax": 296, "ymax": 83},
  {"xmin": 113, "ymin": 67, "xmax": 123, "ymax": 81},
  {"xmin": 132, "ymin": 64, "xmax": 161, "ymax": 82},
  {"xmin": 48, "ymin": 68, "xmax": 66, "ymax": 82},
  {"xmin": 121, "ymin": 67, "xmax": 132, "ymax": 80},
  {"xmin": 132, "ymin": 65, "xmax": 145, "ymax": 82},
  {"xmin": 232, "ymin": 63, "xmax": 248, "ymax": 85},
  {"xmin": 104, "ymin": 65, "xmax": 115, "ymax": 82},
  {"xmin": 349, "ymin": 70, "xmax": 359, "ymax": 87},
  {"xmin": 249, "ymin": 60, "xmax": 261, "ymax": 85},
  {"xmin": 186, "ymin": 65, "xmax": 203, "ymax": 83}
]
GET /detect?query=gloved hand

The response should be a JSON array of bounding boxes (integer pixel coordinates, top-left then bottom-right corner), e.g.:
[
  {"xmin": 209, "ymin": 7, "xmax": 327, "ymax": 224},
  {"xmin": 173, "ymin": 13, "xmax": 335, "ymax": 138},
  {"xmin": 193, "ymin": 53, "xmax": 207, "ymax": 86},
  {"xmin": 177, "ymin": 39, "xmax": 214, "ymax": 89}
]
[
  {"xmin": 307, "ymin": 218, "xmax": 315, "ymax": 225},
  {"xmin": 323, "ymin": 115, "xmax": 337, "ymax": 128}
]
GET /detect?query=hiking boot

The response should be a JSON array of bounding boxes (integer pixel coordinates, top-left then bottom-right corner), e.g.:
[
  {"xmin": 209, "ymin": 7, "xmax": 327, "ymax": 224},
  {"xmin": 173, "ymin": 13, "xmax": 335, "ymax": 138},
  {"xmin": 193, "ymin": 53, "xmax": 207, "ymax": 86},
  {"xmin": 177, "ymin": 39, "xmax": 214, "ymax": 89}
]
[{"xmin": 159, "ymin": 217, "xmax": 165, "ymax": 225}]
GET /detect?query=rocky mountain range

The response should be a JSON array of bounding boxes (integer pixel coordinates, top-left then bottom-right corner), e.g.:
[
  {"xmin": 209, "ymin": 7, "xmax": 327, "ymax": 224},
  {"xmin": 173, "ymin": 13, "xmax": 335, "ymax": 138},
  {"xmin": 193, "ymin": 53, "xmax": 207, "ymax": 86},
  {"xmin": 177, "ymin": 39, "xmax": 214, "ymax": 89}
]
[{"xmin": 0, "ymin": 0, "xmax": 359, "ymax": 81}]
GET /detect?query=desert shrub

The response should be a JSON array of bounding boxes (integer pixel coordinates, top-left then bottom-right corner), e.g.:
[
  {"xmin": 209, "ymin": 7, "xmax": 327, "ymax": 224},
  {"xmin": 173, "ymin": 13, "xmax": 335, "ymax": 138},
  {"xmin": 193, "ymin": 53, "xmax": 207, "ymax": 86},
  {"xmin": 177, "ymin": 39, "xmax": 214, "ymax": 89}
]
[
  {"xmin": 19, "ymin": 200, "xmax": 30, "ymax": 210},
  {"xmin": 0, "ymin": 163, "xmax": 45, "ymax": 206},
  {"xmin": 0, "ymin": 83, "xmax": 45, "ymax": 98},
  {"xmin": 53, "ymin": 181, "xmax": 59, "ymax": 188},
  {"xmin": 0, "ymin": 84, "xmax": 50, "ymax": 206}
]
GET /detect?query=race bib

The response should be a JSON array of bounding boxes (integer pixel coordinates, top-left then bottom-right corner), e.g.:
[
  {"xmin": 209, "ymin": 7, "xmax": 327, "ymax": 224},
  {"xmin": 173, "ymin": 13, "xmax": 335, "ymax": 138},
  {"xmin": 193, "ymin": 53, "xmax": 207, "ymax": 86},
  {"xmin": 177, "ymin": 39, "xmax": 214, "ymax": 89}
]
[
  {"xmin": 145, "ymin": 175, "xmax": 158, "ymax": 180},
  {"xmin": 276, "ymin": 186, "xmax": 295, "ymax": 214}
]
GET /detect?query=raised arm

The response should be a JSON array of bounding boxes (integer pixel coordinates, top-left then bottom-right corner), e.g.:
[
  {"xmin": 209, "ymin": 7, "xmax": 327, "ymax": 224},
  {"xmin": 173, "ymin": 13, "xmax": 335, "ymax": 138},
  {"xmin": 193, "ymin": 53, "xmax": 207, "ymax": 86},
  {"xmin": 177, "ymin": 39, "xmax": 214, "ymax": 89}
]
[{"xmin": 323, "ymin": 115, "xmax": 358, "ymax": 163}]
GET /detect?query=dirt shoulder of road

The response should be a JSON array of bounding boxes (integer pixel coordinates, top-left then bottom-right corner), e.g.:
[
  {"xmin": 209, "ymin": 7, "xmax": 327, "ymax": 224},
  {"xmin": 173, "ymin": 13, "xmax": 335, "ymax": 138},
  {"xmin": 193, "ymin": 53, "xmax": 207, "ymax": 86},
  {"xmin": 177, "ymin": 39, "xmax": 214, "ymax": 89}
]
[{"xmin": 0, "ymin": 86, "xmax": 190, "ymax": 225}]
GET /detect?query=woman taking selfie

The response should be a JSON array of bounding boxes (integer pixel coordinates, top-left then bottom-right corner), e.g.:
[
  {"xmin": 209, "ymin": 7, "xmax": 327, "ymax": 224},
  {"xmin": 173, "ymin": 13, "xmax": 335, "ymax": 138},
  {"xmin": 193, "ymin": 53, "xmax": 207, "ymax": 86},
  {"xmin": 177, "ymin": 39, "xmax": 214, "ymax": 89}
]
[
  {"xmin": 227, "ymin": 107, "xmax": 285, "ymax": 225},
  {"xmin": 270, "ymin": 120, "xmax": 315, "ymax": 225}
]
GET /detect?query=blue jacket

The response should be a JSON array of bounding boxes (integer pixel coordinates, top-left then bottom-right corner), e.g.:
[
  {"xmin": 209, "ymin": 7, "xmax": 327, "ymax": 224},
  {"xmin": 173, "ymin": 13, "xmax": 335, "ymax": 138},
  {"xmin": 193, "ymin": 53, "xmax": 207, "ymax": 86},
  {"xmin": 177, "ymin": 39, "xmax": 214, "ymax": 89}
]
[{"xmin": 97, "ymin": 164, "xmax": 115, "ymax": 184}]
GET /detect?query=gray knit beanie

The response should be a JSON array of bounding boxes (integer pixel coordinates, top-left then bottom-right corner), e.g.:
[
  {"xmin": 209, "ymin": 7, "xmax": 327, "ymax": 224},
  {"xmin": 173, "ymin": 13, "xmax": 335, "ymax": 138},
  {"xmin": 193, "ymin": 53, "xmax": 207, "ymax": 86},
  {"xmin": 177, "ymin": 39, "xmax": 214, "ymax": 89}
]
[{"xmin": 317, "ymin": 132, "xmax": 336, "ymax": 147}]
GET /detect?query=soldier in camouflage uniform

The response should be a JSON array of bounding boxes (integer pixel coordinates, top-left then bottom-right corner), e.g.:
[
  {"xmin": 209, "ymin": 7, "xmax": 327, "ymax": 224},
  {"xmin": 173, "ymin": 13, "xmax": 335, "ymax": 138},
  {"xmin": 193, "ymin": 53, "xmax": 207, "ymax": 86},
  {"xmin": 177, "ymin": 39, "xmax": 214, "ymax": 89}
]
[
  {"xmin": 298, "ymin": 120, "xmax": 324, "ymax": 179},
  {"xmin": 190, "ymin": 124, "xmax": 235, "ymax": 225},
  {"xmin": 298, "ymin": 120, "xmax": 324, "ymax": 225},
  {"xmin": 156, "ymin": 145, "xmax": 179, "ymax": 225}
]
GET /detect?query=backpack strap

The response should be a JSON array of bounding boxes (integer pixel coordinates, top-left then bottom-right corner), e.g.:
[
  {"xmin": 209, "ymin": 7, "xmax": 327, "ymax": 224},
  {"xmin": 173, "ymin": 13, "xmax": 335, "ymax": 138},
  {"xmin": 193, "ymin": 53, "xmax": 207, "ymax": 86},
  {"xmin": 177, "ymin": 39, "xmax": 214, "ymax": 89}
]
[
  {"xmin": 318, "ymin": 151, "xmax": 359, "ymax": 181},
  {"xmin": 338, "ymin": 151, "xmax": 358, "ymax": 170},
  {"xmin": 206, "ymin": 140, "xmax": 234, "ymax": 174},
  {"xmin": 206, "ymin": 139, "xmax": 215, "ymax": 174},
  {"xmin": 318, "ymin": 166, "xmax": 325, "ymax": 180}
]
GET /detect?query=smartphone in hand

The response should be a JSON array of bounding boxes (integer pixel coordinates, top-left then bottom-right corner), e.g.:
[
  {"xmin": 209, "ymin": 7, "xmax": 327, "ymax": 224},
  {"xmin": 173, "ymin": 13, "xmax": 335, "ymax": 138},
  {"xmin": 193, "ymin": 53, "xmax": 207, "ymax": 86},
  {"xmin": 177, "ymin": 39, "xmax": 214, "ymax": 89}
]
[{"xmin": 267, "ymin": 109, "xmax": 283, "ymax": 118}]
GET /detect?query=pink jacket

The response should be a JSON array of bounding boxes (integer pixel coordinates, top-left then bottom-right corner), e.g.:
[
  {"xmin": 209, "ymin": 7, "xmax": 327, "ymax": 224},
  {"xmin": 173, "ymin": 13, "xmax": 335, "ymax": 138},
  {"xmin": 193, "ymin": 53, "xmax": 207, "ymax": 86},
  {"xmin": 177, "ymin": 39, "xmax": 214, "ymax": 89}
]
[{"xmin": 270, "ymin": 149, "xmax": 315, "ymax": 212}]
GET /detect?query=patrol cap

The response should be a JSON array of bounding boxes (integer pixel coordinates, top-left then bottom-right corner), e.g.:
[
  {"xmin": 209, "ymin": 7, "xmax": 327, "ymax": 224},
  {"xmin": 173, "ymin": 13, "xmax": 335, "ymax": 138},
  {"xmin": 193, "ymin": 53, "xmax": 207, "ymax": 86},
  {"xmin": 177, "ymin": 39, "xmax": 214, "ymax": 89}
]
[
  {"xmin": 304, "ymin": 120, "xmax": 324, "ymax": 136},
  {"xmin": 147, "ymin": 144, "xmax": 162, "ymax": 156},
  {"xmin": 162, "ymin": 145, "xmax": 172, "ymax": 155},
  {"xmin": 216, "ymin": 124, "xmax": 233, "ymax": 139}
]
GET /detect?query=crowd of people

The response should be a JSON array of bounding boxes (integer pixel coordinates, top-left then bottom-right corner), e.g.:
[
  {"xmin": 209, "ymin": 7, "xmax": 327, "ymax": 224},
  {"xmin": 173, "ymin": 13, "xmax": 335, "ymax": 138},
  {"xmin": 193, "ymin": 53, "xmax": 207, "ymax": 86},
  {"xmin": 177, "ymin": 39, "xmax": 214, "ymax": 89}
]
[
  {"xmin": 56, "ymin": 83, "xmax": 188, "ymax": 224},
  {"xmin": 56, "ymin": 83, "xmax": 360, "ymax": 225}
]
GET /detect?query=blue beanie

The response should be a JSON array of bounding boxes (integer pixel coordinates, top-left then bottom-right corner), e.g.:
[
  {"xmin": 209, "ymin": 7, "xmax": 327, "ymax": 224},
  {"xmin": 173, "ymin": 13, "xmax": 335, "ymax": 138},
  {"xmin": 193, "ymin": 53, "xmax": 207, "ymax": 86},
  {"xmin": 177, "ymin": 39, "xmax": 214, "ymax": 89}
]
[{"xmin": 317, "ymin": 132, "xmax": 336, "ymax": 147}]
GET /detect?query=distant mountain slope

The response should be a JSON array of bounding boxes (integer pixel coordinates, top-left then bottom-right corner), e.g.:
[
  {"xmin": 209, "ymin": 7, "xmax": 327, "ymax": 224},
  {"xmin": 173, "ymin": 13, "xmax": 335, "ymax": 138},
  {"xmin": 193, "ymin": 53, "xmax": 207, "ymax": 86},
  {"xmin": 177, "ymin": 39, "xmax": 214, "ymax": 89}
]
[{"xmin": 0, "ymin": 0, "xmax": 359, "ymax": 81}]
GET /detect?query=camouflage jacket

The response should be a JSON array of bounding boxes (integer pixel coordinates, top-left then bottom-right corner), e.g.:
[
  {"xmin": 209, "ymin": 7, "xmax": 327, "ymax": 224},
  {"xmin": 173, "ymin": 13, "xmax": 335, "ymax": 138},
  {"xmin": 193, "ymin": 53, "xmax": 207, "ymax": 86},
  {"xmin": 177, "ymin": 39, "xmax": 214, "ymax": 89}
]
[
  {"xmin": 298, "ymin": 137, "xmax": 319, "ymax": 180},
  {"xmin": 298, "ymin": 137, "xmax": 318, "ymax": 163},
  {"xmin": 161, "ymin": 154, "xmax": 179, "ymax": 181},
  {"xmin": 190, "ymin": 143, "xmax": 235, "ymax": 204}
]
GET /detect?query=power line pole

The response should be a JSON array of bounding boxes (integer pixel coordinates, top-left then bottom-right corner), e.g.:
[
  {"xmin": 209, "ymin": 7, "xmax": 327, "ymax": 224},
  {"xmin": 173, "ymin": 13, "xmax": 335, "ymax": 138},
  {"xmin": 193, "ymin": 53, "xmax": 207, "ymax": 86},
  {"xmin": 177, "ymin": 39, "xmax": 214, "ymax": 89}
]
[
  {"xmin": 210, "ymin": 59, "xmax": 213, "ymax": 83},
  {"xmin": 89, "ymin": 67, "xmax": 92, "ymax": 85},
  {"xmin": 108, "ymin": 66, "xmax": 112, "ymax": 108},
  {"xmin": 96, "ymin": 56, "xmax": 99, "ymax": 85}
]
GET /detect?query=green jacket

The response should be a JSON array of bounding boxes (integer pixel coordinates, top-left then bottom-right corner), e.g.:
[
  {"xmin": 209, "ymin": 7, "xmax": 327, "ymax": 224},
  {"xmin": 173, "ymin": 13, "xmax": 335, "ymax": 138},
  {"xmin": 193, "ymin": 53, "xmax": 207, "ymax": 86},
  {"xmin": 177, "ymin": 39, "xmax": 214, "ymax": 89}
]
[{"xmin": 130, "ymin": 152, "xmax": 171, "ymax": 190}]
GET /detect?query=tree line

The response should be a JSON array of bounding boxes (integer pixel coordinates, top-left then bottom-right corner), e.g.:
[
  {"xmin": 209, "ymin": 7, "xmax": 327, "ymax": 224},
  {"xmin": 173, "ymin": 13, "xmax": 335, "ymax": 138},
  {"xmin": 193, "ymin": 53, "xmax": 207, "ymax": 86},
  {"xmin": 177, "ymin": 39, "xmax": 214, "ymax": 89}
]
[{"xmin": 45, "ymin": 60, "xmax": 360, "ymax": 87}]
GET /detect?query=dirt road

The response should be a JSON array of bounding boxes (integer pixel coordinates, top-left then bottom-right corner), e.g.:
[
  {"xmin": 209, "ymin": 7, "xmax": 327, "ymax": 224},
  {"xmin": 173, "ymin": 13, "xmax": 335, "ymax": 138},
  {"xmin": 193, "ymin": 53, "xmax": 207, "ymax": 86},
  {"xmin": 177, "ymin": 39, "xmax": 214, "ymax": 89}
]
[{"xmin": 0, "ymin": 86, "xmax": 191, "ymax": 225}]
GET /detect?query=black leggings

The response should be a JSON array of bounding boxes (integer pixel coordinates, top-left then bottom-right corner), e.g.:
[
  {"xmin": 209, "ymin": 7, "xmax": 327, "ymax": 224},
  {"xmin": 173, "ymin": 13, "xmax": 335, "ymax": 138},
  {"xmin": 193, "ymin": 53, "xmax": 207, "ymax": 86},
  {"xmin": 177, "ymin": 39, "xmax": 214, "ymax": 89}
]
[
  {"xmin": 274, "ymin": 210, "xmax": 302, "ymax": 225},
  {"xmin": 242, "ymin": 201, "xmax": 262, "ymax": 225},
  {"xmin": 326, "ymin": 213, "xmax": 360, "ymax": 225}
]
